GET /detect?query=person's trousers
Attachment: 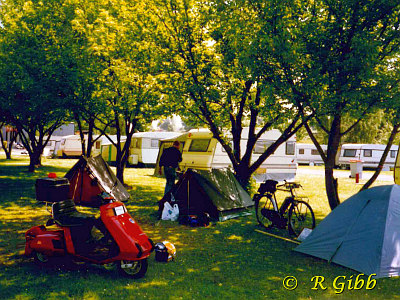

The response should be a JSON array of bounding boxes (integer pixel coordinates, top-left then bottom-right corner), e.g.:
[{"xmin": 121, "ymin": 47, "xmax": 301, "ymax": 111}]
[{"xmin": 164, "ymin": 167, "xmax": 177, "ymax": 195}]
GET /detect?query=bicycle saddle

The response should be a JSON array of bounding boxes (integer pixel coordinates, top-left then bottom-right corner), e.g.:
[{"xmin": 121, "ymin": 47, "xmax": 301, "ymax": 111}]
[{"xmin": 258, "ymin": 180, "xmax": 278, "ymax": 194}]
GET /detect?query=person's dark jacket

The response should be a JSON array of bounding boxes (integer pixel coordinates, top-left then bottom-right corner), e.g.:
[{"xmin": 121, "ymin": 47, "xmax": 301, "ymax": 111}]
[{"xmin": 159, "ymin": 147, "xmax": 182, "ymax": 168}]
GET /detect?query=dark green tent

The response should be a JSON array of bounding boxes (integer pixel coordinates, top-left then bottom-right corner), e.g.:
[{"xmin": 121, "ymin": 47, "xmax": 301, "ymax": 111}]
[{"xmin": 169, "ymin": 168, "xmax": 253, "ymax": 221}]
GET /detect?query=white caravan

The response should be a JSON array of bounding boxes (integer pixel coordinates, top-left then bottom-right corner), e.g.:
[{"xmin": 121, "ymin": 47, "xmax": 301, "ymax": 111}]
[
  {"xmin": 129, "ymin": 131, "xmax": 181, "ymax": 166},
  {"xmin": 42, "ymin": 136, "xmax": 64, "ymax": 157},
  {"xmin": 296, "ymin": 143, "xmax": 327, "ymax": 165},
  {"xmin": 55, "ymin": 135, "xmax": 102, "ymax": 157},
  {"xmin": 154, "ymin": 128, "xmax": 297, "ymax": 182},
  {"xmin": 336, "ymin": 143, "xmax": 398, "ymax": 169}
]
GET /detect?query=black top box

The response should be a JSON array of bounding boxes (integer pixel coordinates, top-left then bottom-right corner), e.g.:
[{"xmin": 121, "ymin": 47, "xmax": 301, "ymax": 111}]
[{"xmin": 35, "ymin": 177, "xmax": 70, "ymax": 202}]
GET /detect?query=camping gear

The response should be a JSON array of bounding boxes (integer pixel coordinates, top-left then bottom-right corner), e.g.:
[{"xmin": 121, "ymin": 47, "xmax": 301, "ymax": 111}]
[
  {"xmin": 159, "ymin": 168, "xmax": 253, "ymax": 221},
  {"xmin": 161, "ymin": 202, "xmax": 179, "ymax": 221},
  {"xmin": 178, "ymin": 213, "xmax": 210, "ymax": 227},
  {"xmin": 65, "ymin": 155, "xmax": 130, "ymax": 207},
  {"xmin": 25, "ymin": 192, "xmax": 154, "ymax": 278},
  {"xmin": 35, "ymin": 176, "xmax": 70, "ymax": 202},
  {"xmin": 295, "ymin": 185, "xmax": 400, "ymax": 278},
  {"xmin": 154, "ymin": 241, "xmax": 176, "ymax": 262}
]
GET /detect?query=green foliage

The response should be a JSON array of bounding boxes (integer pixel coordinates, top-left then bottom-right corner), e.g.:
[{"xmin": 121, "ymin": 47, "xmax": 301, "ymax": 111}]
[
  {"xmin": 148, "ymin": 0, "xmax": 304, "ymax": 188},
  {"xmin": 79, "ymin": 0, "xmax": 169, "ymax": 181},
  {"xmin": 343, "ymin": 109, "xmax": 395, "ymax": 144},
  {"xmin": 259, "ymin": 0, "xmax": 400, "ymax": 209},
  {"xmin": 0, "ymin": 0, "xmax": 74, "ymax": 121},
  {"xmin": 0, "ymin": 0, "xmax": 78, "ymax": 170}
]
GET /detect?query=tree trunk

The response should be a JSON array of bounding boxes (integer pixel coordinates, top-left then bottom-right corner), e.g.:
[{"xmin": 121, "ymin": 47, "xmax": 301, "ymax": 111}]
[
  {"xmin": 7, "ymin": 136, "xmax": 15, "ymax": 159},
  {"xmin": 86, "ymin": 118, "xmax": 95, "ymax": 157},
  {"xmin": 74, "ymin": 113, "xmax": 86, "ymax": 157},
  {"xmin": 325, "ymin": 162, "xmax": 339, "ymax": 210},
  {"xmin": 0, "ymin": 126, "xmax": 12, "ymax": 159},
  {"xmin": 28, "ymin": 151, "xmax": 42, "ymax": 172},
  {"xmin": 116, "ymin": 159, "xmax": 125, "ymax": 184},
  {"xmin": 324, "ymin": 115, "xmax": 342, "ymax": 210},
  {"xmin": 360, "ymin": 123, "xmax": 400, "ymax": 192},
  {"xmin": 235, "ymin": 163, "xmax": 252, "ymax": 193}
]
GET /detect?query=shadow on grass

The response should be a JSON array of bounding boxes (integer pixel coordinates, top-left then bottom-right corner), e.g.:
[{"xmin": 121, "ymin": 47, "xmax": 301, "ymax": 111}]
[
  {"xmin": 1, "ymin": 163, "xmax": 399, "ymax": 299},
  {"xmin": 0, "ymin": 163, "xmax": 71, "ymax": 178},
  {"xmin": 2, "ymin": 211, "xmax": 399, "ymax": 299}
]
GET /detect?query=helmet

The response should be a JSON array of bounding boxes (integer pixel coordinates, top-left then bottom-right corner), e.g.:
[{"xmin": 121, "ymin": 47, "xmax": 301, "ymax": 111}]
[{"xmin": 154, "ymin": 241, "xmax": 176, "ymax": 262}]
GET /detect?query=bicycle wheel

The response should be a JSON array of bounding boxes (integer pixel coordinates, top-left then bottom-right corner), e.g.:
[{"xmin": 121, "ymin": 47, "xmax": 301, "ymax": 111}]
[
  {"xmin": 255, "ymin": 194, "xmax": 275, "ymax": 229},
  {"xmin": 288, "ymin": 200, "xmax": 315, "ymax": 237}
]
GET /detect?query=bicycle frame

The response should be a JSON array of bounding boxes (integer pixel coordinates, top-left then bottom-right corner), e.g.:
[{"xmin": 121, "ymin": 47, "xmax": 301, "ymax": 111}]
[
  {"xmin": 254, "ymin": 180, "xmax": 315, "ymax": 236},
  {"xmin": 266, "ymin": 193, "xmax": 280, "ymax": 212},
  {"xmin": 264, "ymin": 182, "xmax": 298, "ymax": 215}
]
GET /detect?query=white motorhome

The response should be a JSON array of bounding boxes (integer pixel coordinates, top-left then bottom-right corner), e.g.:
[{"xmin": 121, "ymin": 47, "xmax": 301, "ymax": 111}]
[
  {"xmin": 42, "ymin": 136, "xmax": 64, "ymax": 157},
  {"xmin": 336, "ymin": 143, "xmax": 398, "ymax": 169},
  {"xmin": 55, "ymin": 135, "xmax": 102, "ymax": 157},
  {"xmin": 154, "ymin": 128, "xmax": 297, "ymax": 182},
  {"xmin": 128, "ymin": 132, "xmax": 181, "ymax": 166},
  {"xmin": 296, "ymin": 143, "xmax": 327, "ymax": 165}
]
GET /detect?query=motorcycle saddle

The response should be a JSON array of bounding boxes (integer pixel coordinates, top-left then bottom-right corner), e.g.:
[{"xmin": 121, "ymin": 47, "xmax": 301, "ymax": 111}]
[{"xmin": 52, "ymin": 199, "xmax": 95, "ymax": 227}]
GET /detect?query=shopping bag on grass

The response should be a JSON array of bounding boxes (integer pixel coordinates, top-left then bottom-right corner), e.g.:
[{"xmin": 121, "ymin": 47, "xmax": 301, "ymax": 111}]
[{"xmin": 161, "ymin": 201, "xmax": 179, "ymax": 221}]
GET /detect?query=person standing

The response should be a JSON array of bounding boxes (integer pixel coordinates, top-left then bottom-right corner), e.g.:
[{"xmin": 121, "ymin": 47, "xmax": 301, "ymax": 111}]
[{"xmin": 159, "ymin": 141, "xmax": 182, "ymax": 195}]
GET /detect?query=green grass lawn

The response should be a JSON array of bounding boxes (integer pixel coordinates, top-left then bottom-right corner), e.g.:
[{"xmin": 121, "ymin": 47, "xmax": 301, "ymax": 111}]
[{"xmin": 0, "ymin": 155, "xmax": 399, "ymax": 299}]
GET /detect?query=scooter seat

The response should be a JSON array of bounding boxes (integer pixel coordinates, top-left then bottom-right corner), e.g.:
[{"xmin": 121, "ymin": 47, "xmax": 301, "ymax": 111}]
[{"xmin": 52, "ymin": 199, "xmax": 96, "ymax": 227}]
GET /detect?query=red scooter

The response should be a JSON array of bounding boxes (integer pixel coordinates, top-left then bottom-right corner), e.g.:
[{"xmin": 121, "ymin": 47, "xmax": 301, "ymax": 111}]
[{"xmin": 25, "ymin": 191, "xmax": 154, "ymax": 278}]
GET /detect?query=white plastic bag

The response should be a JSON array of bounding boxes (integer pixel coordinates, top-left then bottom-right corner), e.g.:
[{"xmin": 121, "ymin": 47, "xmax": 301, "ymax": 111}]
[{"xmin": 161, "ymin": 202, "xmax": 179, "ymax": 221}]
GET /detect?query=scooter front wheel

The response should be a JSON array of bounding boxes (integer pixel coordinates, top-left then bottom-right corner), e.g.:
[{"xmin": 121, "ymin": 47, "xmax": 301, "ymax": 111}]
[{"xmin": 117, "ymin": 258, "xmax": 148, "ymax": 279}]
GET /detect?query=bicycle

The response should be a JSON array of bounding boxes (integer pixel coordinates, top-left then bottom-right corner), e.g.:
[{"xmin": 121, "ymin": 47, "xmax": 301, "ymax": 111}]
[{"xmin": 253, "ymin": 180, "xmax": 315, "ymax": 237}]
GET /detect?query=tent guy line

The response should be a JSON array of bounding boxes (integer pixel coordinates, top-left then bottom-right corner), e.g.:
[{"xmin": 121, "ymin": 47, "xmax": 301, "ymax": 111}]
[{"xmin": 255, "ymin": 229, "xmax": 301, "ymax": 245}]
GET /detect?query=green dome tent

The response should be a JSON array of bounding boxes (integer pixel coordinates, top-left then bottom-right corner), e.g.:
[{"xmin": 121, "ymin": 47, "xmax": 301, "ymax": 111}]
[
  {"xmin": 161, "ymin": 168, "xmax": 253, "ymax": 221},
  {"xmin": 295, "ymin": 185, "xmax": 400, "ymax": 278}
]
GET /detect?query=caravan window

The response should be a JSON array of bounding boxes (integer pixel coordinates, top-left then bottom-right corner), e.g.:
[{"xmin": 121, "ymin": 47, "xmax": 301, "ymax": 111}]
[
  {"xmin": 254, "ymin": 141, "xmax": 274, "ymax": 154},
  {"xmin": 391, "ymin": 150, "xmax": 396, "ymax": 158},
  {"xmin": 344, "ymin": 149, "xmax": 357, "ymax": 157},
  {"xmin": 254, "ymin": 142, "xmax": 265, "ymax": 154},
  {"xmin": 189, "ymin": 139, "xmax": 210, "ymax": 152},
  {"xmin": 286, "ymin": 142, "xmax": 295, "ymax": 155},
  {"xmin": 363, "ymin": 149, "xmax": 372, "ymax": 157},
  {"xmin": 95, "ymin": 141, "xmax": 101, "ymax": 149},
  {"xmin": 299, "ymin": 149, "xmax": 305, "ymax": 155},
  {"xmin": 151, "ymin": 139, "xmax": 159, "ymax": 148},
  {"xmin": 311, "ymin": 149, "xmax": 319, "ymax": 155}
]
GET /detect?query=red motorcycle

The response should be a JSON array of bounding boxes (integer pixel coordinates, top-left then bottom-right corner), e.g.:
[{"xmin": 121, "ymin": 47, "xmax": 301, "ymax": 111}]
[{"xmin": 25, "ymin": 178, "xmax": 153, "ymax": 278}]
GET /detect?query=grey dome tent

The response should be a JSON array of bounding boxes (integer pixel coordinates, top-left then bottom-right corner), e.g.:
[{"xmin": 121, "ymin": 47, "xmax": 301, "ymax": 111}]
[
  {"xmin": 162, "ymin": 168, "xmax": 253, "ymax": 221},
  {"xmin": 295, "ymin": 185, "xmax": 400, "ymax": 278}
]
